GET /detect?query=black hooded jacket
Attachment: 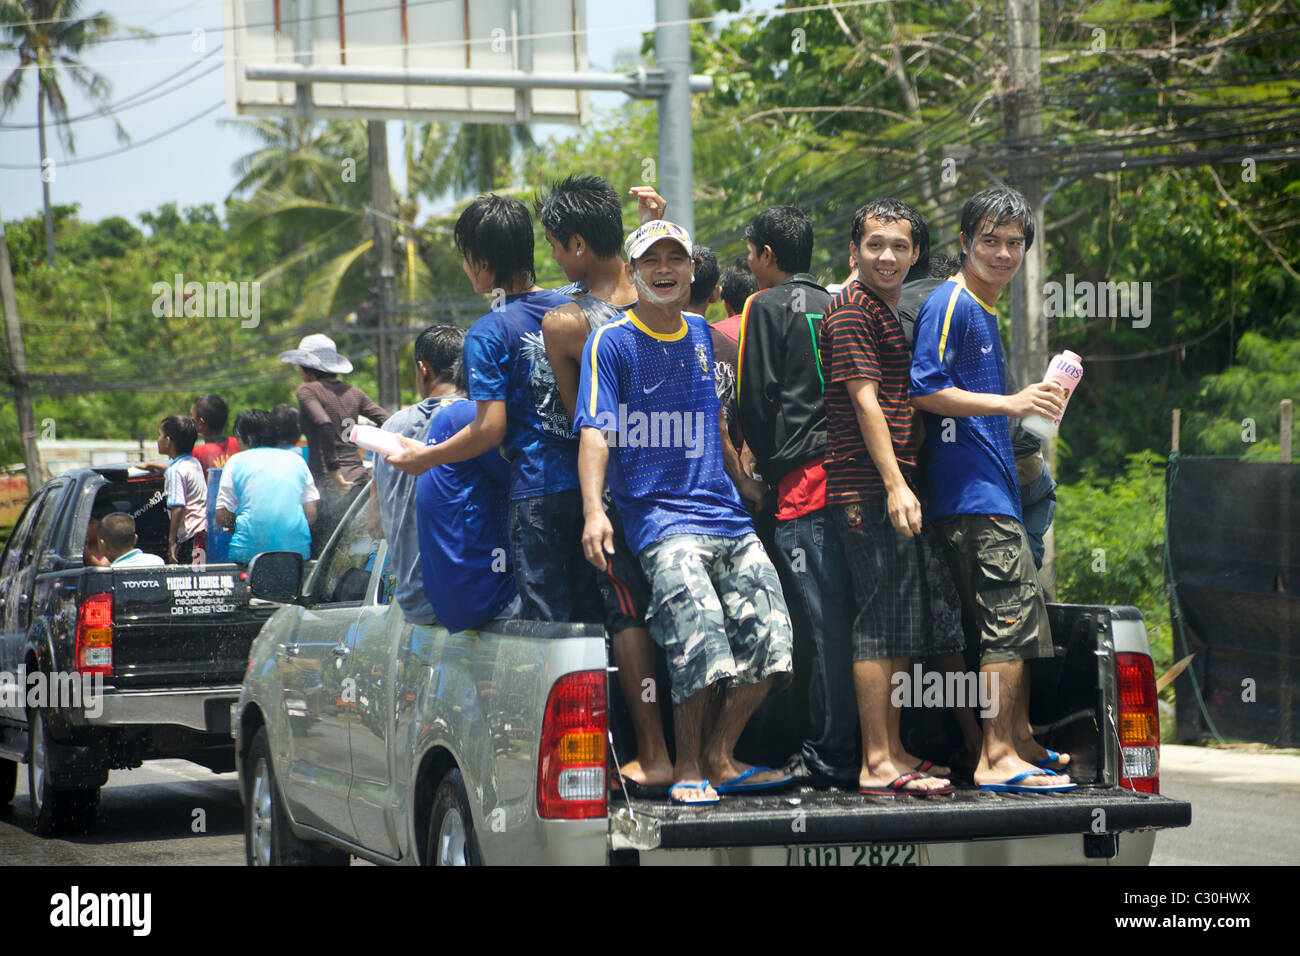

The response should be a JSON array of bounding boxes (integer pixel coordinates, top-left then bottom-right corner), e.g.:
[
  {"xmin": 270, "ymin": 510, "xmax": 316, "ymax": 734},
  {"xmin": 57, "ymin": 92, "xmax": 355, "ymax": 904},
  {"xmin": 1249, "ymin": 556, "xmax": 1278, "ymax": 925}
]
[{"xmin": 736, "ymin": 273, "xmax": 832, "ymax": 483}]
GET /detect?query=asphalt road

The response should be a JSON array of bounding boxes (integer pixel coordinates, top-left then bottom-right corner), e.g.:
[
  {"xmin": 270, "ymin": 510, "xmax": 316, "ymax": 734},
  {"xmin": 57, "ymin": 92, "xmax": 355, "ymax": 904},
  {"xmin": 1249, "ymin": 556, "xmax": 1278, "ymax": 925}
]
[
  {"xmin": 1150, "ymin": 745, "xmax": 1300, "ymax": 867},
  {"xmin": 0, "ymin": 759, "xmax": 246, "ymax": 865},
  {"xmin": 2, "ymin": 745, "xmax": 1296, "ymax": 865}
]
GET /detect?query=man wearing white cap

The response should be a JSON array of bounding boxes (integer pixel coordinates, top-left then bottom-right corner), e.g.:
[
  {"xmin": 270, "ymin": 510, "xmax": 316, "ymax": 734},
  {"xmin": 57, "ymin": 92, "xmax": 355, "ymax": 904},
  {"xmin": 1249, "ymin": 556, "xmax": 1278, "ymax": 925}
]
[
  {"xmin": 573, "ymin": 220, "xmax": 795, "ymax": 804},
  {"xmin": 278, "ymin": 333, "xmax": 389, "ymax": 553}
]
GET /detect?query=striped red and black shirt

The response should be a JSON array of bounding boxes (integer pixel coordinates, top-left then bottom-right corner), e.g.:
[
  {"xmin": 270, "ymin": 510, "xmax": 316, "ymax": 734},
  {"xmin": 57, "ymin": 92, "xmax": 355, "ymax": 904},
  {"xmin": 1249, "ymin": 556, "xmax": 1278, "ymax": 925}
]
[{"xmin": 819, "ymin": 279, "xmax": 917, "ymax": 503}]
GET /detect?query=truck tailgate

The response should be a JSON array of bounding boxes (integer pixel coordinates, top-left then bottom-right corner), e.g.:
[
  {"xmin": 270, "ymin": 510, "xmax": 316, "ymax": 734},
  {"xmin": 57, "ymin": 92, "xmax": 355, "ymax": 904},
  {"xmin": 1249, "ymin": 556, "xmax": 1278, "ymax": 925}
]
[
  {"xmin": 612, "ymin": 786, "xmax": 1191, "ymax": 851},
  {"xmin": 106, "ymin": 566, "xmax": 274, "ymax": 687}
]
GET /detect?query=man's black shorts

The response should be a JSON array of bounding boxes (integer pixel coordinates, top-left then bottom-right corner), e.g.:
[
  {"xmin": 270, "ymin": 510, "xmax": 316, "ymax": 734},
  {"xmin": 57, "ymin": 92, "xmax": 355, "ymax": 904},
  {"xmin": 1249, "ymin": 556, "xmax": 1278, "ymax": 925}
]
[{"xmin": 598, "ymin": 502, "xmax": 651, "ymax": 635}]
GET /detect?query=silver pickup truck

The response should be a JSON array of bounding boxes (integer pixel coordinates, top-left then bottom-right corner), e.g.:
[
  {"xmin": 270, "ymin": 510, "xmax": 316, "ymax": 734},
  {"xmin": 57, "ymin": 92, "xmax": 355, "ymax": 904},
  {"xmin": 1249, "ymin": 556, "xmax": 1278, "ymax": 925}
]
[{"xmin": 233, "ymin": 494, "xmax": 1191, "ymax": 865}]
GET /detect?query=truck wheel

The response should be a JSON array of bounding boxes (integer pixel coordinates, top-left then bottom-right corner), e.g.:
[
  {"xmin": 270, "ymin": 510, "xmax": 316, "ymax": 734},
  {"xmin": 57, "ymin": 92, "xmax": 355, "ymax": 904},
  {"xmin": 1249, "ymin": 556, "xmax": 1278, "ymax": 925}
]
[
  {"xmin": 244, "ymin": 726, "xmax": 348, "ymax": 866},
  {"xmin": 425, "ymin": 769, "xmax": 480, "ymax": 866},
  {"xmin": 27, "ymin": 708, "xmax": 100, "ymax": 836},
  {"xmin": 0, "ymin": 758, "xmax": 16, "ymax": 806}
]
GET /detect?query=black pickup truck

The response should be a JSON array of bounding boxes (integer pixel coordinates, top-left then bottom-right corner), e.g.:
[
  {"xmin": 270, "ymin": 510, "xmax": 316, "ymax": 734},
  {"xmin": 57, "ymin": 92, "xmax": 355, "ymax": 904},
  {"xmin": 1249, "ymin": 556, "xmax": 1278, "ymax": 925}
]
[{"xmin": 0, "ymin": 467, "xmax": 276, "ymax": 834}]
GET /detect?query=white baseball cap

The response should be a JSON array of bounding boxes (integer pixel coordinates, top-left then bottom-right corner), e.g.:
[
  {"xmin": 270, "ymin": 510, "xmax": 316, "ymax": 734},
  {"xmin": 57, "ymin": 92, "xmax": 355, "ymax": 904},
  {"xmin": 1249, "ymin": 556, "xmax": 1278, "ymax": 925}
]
[{"xmin": 624, "ymin": 220, "xmax": 693, "ymax": 261}]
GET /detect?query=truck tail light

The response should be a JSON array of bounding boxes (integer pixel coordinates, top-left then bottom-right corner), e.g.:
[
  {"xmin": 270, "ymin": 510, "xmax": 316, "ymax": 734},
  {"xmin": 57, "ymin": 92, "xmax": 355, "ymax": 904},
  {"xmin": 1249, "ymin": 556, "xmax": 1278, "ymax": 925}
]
[
  {"xmin": 1116, "ymin": 652, "xmax": 1159, "ymax": 793},
  {"xmin": 537, "ymin": 670, "xmax": 607, "ymax": 820},
  {"xmin": 76, "ymin": 592, "xmax": 114, "ymax": 677}
]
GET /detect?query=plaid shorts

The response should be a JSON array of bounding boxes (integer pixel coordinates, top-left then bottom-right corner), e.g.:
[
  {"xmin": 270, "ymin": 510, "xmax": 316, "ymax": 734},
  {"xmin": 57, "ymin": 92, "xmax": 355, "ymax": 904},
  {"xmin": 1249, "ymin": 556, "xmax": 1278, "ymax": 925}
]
[
  {"xmin": 935, "ymin": 514, "xmax": 1055, "ymax": 665},
  {"xmin": 639, "ymin": 533, "xmax": 794, "ymax": 705},
  {"xmin": 834, "ymin": 498, "xmax": 966, "ymax": 661}
]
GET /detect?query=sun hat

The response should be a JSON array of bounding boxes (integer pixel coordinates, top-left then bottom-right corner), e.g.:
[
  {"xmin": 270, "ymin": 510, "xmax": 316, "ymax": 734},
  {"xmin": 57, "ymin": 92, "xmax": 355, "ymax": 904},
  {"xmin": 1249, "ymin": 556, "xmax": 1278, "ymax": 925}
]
[
  {"xmin": 277, "ymin": 333, "xmax": 353, "ymax": 375},
  {"xmin": 624, "ymin": 220, "xmax": 693, "ymax": 261}
]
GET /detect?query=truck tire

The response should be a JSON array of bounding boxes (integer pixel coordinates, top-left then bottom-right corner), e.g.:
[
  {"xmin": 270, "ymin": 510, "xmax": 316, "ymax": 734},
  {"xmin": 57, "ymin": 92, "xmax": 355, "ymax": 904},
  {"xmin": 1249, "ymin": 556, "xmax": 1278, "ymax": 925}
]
[
  {"xmin": 244, "ymin": 726, "xmax": 348, "ymax": 866},
  {"xmin": 425, "ymin": 769, "xmax": 480, "ymax": 866},
  {"xmin": 0, "ymin": 758, "xmax": 16, "ymax": 806},
  {"xmin": 27, "ymin": 708, "xmax": 100, "ymax": 836}
]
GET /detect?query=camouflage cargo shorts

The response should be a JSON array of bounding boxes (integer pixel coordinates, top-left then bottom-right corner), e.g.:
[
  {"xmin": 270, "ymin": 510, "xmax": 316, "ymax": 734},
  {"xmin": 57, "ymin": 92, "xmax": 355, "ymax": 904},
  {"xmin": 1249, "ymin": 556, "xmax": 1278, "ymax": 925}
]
[{"xmin": 639, "ymin": 533, "xmax": 794, "ymax": 706}]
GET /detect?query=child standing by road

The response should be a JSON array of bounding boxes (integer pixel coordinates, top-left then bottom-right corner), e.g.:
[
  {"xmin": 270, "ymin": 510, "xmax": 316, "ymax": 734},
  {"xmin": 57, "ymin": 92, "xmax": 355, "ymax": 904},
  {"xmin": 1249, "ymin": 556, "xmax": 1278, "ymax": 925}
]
[{"xmin": 158, "ymin": 414, "xmax": 207, "ymax": 565}]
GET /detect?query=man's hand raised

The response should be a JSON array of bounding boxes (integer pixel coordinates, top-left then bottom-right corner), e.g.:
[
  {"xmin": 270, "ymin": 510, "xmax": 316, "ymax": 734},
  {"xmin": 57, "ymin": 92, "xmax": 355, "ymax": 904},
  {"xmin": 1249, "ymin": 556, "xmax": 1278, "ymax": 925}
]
[{"xmin": 629, "ymin": 186, "xmax": 667, "ymax": 224}]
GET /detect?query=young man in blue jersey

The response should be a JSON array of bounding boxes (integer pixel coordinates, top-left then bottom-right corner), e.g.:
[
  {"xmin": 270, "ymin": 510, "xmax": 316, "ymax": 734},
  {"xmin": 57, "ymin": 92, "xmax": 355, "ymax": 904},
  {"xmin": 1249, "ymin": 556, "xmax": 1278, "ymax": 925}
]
[
  {"xmin": 414, "ymin": 327, "xmax": 519, "ymax": 632},
  {"xmin": 537, "ymin": 175, "xmax": 675, "ymax": 795},
  {"xmin": 388, "ymin": 194, "xmax": 599, "ymax": 624},
  {"xmin": 909, "ymin": 185, "xmax": 1072, "ymax": 793},
  {"xmin": 575, "ymin": 221, "xmax": 795, "ymax": 805}
]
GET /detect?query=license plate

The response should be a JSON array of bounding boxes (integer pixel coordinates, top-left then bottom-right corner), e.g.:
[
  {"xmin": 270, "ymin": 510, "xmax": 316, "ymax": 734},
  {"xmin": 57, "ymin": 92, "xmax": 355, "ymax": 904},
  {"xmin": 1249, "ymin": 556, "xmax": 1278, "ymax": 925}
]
[{"xmin": 788, "ymin": 844, "xmax": 925, "ymax": 866}]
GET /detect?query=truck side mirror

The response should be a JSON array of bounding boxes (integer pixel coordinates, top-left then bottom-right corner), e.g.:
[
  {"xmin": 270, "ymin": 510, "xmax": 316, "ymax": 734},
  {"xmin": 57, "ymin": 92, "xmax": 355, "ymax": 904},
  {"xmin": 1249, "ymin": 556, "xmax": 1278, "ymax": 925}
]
[{"xmin": 248, "ymin": 551, "xmax": 304, "ymax": 604}]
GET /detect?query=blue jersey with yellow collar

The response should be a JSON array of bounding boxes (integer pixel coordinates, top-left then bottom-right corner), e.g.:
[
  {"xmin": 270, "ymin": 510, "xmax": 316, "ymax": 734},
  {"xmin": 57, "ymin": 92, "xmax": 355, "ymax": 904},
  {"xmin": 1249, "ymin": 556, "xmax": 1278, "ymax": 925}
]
[{"xmin": 575, "ymin": 309, "xmax": 751, "ymax": 555}]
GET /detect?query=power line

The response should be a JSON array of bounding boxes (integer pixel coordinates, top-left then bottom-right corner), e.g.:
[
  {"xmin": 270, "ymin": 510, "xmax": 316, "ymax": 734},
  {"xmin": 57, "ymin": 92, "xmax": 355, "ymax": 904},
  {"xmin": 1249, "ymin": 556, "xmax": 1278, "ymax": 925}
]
[
  {"xmin": 0, "ymin": 100, "xmax": 223, "ymax": 169},
  {"xmin": 0, "ymin": 45, "xmax": 223, "ymax": 129}
]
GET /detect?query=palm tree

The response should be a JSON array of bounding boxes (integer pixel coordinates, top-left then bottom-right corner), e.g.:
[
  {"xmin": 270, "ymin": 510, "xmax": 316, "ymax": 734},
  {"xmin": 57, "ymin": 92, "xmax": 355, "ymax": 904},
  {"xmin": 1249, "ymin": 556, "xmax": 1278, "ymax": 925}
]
[
  {"xmin": 221, "ymin": 116, "xmax": 369, "ymax": 205},
  {"xmin": 0, "ymin": 0, "xmax": 149, "ymax": 267},
  {"xmin": 418, "ymin": 121, "xmax": 536, "ymax": 199}
]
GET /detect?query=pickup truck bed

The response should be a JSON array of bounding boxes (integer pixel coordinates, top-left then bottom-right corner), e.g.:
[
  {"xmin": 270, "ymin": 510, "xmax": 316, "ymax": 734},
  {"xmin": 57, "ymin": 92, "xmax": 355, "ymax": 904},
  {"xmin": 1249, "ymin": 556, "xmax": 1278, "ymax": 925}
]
[
  {"xmin": 235, "ymin": 492, "xmax": 1191, "ymax": 866},
  {"xmin": 0, "ymin": 467, "xmax": 276, "ymax": 834}
]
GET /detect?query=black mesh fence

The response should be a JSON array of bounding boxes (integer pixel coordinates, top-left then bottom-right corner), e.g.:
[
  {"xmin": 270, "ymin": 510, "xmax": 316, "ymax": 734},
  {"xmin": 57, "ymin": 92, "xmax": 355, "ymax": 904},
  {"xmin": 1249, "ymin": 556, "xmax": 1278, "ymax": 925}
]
[{"xmin": 1166, "ymin": 456, "xmax": 1300, "ymax": 746}]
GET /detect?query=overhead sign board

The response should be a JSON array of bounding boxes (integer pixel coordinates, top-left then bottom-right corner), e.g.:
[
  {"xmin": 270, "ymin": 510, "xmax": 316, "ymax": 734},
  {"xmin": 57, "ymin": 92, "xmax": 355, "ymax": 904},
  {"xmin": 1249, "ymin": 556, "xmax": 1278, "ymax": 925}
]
[{"xmin": 222, "ymin": 0, "xmax": 589, "ymax": 124}]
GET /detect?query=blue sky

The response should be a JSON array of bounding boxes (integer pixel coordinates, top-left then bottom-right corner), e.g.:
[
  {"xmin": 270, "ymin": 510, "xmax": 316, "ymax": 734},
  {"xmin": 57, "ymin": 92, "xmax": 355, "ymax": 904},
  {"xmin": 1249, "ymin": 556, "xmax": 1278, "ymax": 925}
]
[{"xmin": 0, "ymin": 0, "xmax": 778, "ymax": 226}]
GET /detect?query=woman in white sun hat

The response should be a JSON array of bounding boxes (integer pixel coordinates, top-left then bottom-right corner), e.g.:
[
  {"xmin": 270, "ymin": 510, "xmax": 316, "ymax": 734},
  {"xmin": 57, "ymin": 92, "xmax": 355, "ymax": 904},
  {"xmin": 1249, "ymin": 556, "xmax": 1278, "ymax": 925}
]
[{"xmin": 279, "ymin": 333, "xmax": 390, "ymax": 555}]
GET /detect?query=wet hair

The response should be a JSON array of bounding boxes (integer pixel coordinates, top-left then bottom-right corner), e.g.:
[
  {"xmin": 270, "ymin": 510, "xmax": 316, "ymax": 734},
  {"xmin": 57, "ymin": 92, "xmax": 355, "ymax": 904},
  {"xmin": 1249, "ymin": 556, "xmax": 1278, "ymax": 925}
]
[
  {"xmin": 745, "ymin": 205, "xmax": 814, "ymax": 275},
  {"xmin": 192, "ymin": 394, "xmax": 228, "ymax": 434},
  {"xmin": 233, "ymin": 408, "xmax": 274, "ymax": 449},
  {"xmin": 930, "ymin": 253, "xmax": 962, "ymax": 280},
  {"xmin": 271, "ymin": 403, "xmax": 301, "ymax": 447},
  {"xmin": 850, "ymin": 198, "xmax": 931, "ymax": 282},
  {"xmin": 689, "ymin": 246, "xmax": 720, "ymax": 308},
  {"xmin": 719, "ymin": 258, "xmax": 758, "ymax": 316},
  {"xmin": 454, "ymin": 194, "xmax": 536, "ymax": 289},
  {"xmin": 160, "ymin": 414, "xmax": 197, "ymax": 455},
  {"xmin": 535, "ymin": 174, "xmax": 624, "ymax": 259},
  {"xmin": 415, "ymin": 324, "xmax": 466, "ymax": 391},
  {"xmin": 959, "ymin": 185, "xmax": 1035, "ymax": 262},
  {"xmin": 99, "ymin": 512, "xmax": 137, "ymax": 553}
]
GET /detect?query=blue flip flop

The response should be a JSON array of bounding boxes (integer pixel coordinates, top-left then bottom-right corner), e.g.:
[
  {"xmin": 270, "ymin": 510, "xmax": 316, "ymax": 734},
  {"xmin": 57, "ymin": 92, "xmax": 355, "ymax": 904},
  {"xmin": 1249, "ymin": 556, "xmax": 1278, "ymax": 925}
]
[
  {"xmin": 1033, "ymin": 748, "xmax": 1070, "ymax": 770},
  {"xmin": 669, "ymin": 780, "xmax": 720, "ymax": 805},
  {"xmin": 980, "ymin": 768, "xmax": 1077, "ymax": 793},
  {"xmin": 715, "ymin": 765, "xmax": 794, "ymax": 795}
]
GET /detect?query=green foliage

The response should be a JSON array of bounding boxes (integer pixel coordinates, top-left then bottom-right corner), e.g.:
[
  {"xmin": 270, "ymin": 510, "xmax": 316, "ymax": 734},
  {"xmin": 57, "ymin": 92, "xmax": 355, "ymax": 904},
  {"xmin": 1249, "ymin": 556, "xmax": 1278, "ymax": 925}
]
[{"xmin": 1054, "ymin": 451, "xmax": 1172, "ymax": 672}]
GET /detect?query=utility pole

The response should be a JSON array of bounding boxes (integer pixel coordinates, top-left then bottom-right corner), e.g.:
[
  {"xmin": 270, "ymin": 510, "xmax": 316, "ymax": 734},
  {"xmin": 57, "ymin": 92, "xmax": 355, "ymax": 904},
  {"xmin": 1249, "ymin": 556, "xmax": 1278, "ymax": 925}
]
[
  {"xmin": 368, "ymin": 120, "xmax": 401, "ymax": 412},
  {"xmin": 1004, "ymin": 0, "xmax": 1054, "ymax": 589},
  {"xmin": 656, "ymin": 0, "xmax": 696, "ymax": 235},
  {"xmin": 0, "ymin": 208, "xmax": 44, "ymax": 495}
]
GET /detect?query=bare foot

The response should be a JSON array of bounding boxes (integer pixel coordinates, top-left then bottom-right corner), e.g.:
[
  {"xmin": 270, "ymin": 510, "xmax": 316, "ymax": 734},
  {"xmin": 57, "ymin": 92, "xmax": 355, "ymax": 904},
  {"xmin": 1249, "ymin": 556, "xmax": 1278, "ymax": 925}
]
[
  {"xmin": 896, "ymin": 749, "xmax": 951, "ymax": 778},
  {"xmin": 974, "ymin": 757, "xmax": 1070, "ymax": 789},
  {"xmin": 669, "ymin": 780, "xmax": 718, "ymax": 805},
  {"xmin": 707, "ymin": 757, "xmax": 789, "ymax": 788},
  {"xmin": 619, "ymin": 756, "xmax": 675, "ymax": 787},
  {"xmin": 860, "ymin": 759, "xmax": 952, "ymax": 793},
  {"xmin": 1016, "ymin": 740, "xmax": 1070, "ymax": 771}
]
